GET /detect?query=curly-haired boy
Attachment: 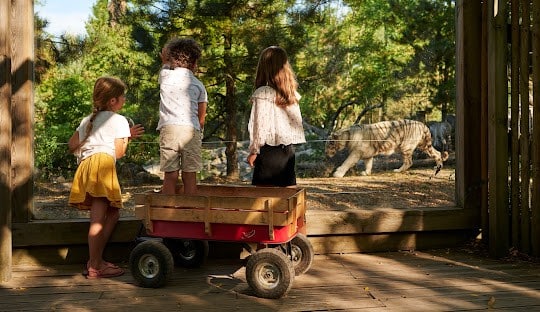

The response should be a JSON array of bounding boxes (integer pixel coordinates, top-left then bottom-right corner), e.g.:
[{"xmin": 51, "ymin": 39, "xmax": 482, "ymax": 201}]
[{"xmin": 157, "ymin": 38, "xmax": 207, "ymax": 195}]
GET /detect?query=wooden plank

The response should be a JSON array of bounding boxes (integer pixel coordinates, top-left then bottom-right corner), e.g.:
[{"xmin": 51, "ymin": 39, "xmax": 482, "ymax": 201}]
[
  {"xmin": 146, "ymin": 206, "xmax": 290, "ymax": 226},
  {"xmin": 267, "ymin": 200, "xmax": 274, "ymax": 240},
  {"xmin": 12, "ymin": 219, "xmax": 142, "ymax": 247},
  {"xmin": 0, "ymin": 0, "xmax": 12, "ymax": 283},
  {"xmin": 135, "ymin": 192, "xmax": 294, "ymax": 212},
  {"xmin": 454, "ymin": 0, "xmax": 484, "ymax": 212},
  {"xmin": 134, "ymin": 193, "xmax": 208, "ymax": 207},
  {"xmin": 12, "ymin": 243, "xmax": 134, "ymax": 266},
  {"xmin": 509, "ymin": 0, "xmax": 521, "ymax": 249},
  {"xmin": 283, "ymin": 285, "xmax": 385, "ymax": 310},
  {"xmin": 369, "ymin": 281, "xmax": 540, "ymax": 297},
  {"xmin": 374, "ymin": 294, "xmax": 540, "ymax": 311},
  {"xmin": 203, "ymin": 196, "xmax": 283, "ymax": 212},
  {"xmin": 195, "ymin": 184, "xmax": 302, "ymax": 198},
  {"xmin": 487, "ymin": 0, "xmax": 510, "ymax": 257},
  {"xmin": 520, "ymin": 0, "xmax": 532, "ymax": 254},
  {"xmin": 306, "ymin": 208, "xmax": 479, "ymax": 235},
  {"xmin": 135, "ymin": 185, "xmax": 303, "ymax": 201},
  {"xmin": 531, "ymin": 0, "xmax": 540, "ymax": 257},
  {"xmin": 204, "ymin": 197, "xmax": 211, "ymax": 235},
  {"xmin": 10, "ymin": 0, "xmax": 33, "ymax": 223},
  {"xmin": 308, "ymin": 230, "xmax": 473, "ymax": 254},
  {"xmin": 480, "ymin": 0, "xmax": 490, "ymax": 243}
]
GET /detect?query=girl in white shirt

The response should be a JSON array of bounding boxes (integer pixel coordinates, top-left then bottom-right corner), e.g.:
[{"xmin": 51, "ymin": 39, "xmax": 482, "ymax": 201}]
[
  {"xmin": 68, "ymin": 77, "xmax": 144, "ymax": 279},
  {"xmin": 247, "ymin": 46, "xmax": 306, "ymax": 187}
]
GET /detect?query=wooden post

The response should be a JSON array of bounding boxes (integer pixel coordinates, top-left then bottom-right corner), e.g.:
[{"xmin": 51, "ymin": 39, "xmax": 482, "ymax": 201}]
[
  {"xmin": 480, "ymin": 0, "xmax": 489, "ymax": 245},
  {"xmin": 0, "ymin": 0, "xmax": 12, "ymax": 282},
  {"xmin": 509, "ymin": 0, "xmax": 520, "ymax": 249},
  {"xmin": 11, "ymin": 0, "xmax": 34, "ymax": 223},
  {"xmin": 487, "ymin": 0, "xmax": 510, "ymax": 258},
  {"xmin": 530, "ymin": 0, "xmax": 540, "ymax": 257},
  {"xmin": 519, "ymin": 0, "xmax": 531, "ymax": 255},
  {"xmin": 455, "ymin": 1, "xmax": 484, "ymax": 214}
]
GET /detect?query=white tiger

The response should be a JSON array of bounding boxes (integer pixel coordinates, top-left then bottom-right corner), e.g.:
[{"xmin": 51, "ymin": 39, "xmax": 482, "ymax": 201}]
[{"xmin": 326, "ymin": 119, "xmax": 448, "ymax": 177}]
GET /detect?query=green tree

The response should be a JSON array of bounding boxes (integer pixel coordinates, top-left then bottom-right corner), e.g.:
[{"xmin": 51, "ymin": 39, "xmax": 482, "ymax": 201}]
[
  {"xmin": 391, "ymin": 0, "xmax": 456, "ymax": 119},
  {"xmin": 296, "ymin": 0, "xmax": 417, "ymax": 131},
  {"xmin": 35, "ymin": 70, "xmax": 93, "ymax": 177},
  {"xmin": 34, "ymin": 1, "xmax": 92, "ymax": 177},
  {"xmin": 34, "ymin": 0, "xmax": 157, "ymax": 176},
  {"xmin": 129, "ymin": 0, "xmax": 322, "ymax": 179}
]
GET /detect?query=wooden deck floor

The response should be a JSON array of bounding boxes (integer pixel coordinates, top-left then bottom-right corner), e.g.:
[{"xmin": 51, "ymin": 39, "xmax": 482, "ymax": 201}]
[{"xmin": 1, "ymin": 248, "xmax": 539, "ymax": 311}]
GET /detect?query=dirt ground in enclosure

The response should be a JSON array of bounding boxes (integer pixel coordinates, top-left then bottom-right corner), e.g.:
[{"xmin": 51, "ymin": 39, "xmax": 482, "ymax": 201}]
[{"xmin": 33, "ymin": 163, "xmax": 456, "ymax": 220}]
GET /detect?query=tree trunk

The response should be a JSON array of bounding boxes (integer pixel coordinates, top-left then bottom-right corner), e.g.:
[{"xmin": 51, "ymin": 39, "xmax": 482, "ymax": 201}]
[{"xmin": 223, "ymin": 30, "xmax": 239, "ymax": 180}]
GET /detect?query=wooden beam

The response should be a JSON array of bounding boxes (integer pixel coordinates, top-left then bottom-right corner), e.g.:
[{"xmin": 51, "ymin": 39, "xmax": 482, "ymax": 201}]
[
  {"xmin": 531, "ymin": 0, "xmax": 540, "ymax": 257},
  {"xmin": 11, "ymin": 208, "xmax": 480, "ymax": 247},
  {"xmin": 480, "ymin": 0, "xmax": 489, "ymax": 243},
  {"xmin": 307, "ymin": 208, "xmax": 479, "ymax": 235},
  {"xmin": 519, "ymin": 0, "xmax": 531, "ymax": 255},
  {"xmin": 309, "ymin": 230, "xmax": 475, "ymax": 254},
  {"xmin": 509, "ymin": 0, "xmax": 521, "ymax": 249},
  {"xmin": 455, "ymin": 0, "xmax": 484, "ymax": 211},
  {"xmin": 11, "ymin": 0, "xmax": 34, "ymax": 223},
  {"xmin": 0, "ymin": 0, "xmax": 12, "ymax": 282},
  {"xmin": 12, "ymin": 243, "xmax": 134, "ymax": 265},
  {"xmin": 487, "ymin": 0, "xmax": 510, "ymax": 258},
  {"xmin": 12, "ymin": 219, "xmax": 143, "ymax": 247}
]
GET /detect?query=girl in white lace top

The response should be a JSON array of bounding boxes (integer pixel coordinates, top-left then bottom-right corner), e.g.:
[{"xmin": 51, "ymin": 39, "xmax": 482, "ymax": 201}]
[{"xmin": 247, "ymin": 46, "xmax": 306, "ymax": 187}]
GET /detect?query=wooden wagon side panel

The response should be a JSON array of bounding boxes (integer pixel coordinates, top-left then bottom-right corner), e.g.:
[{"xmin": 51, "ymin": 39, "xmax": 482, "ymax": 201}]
[
  {"xmin": 141, "ymin": 206, "xmax": 290, "ymax": 226},
  {"xmin": 133, "ymin": 187, "xmax": 307, "ymax": 242}
]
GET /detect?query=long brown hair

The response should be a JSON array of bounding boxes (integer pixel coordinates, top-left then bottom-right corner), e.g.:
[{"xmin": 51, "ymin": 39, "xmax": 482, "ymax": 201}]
[
  {"xmin": 254, "ymin": 46, "xmax": 298, "ymax": 106},
  {"xmin": 69, "ymin": 77, "xmax": 127, "ymax": 153}
]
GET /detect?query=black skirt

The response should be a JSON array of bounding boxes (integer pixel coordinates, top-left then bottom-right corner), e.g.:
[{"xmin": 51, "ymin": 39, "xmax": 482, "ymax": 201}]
[{"xmin": 251, "ymin": 144, "xmax": 296, "ymax": 187}]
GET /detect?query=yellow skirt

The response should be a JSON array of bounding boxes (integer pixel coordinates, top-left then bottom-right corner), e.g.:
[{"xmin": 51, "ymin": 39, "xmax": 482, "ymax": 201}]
[{"xmin": 69, "ymin": 153, "xmax": 123, "ymax": 210}]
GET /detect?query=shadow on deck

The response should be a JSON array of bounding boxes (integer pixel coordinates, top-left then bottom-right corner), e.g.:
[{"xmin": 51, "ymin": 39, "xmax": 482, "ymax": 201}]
[{"xmin": 2, "ymin": 248, "xmax": 539, "ymax": 311}]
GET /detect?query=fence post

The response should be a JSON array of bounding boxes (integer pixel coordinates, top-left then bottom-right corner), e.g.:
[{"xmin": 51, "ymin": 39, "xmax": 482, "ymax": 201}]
[
  {"xmin": 530, "ymin": 0, "xmax": 540, "ymax": 257},
  {"xmin": 487, "ymin": 0, "xmax": 510, "ymax": 258},
  {"xmin": 0, "ymin": 0, "xmax": 12, "ymax": 282}
]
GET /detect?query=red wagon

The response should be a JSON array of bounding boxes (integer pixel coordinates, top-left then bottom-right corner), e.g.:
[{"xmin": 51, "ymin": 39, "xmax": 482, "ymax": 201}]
[{"xmin": 130, "ymin": 185, "xmax": 314, "ymax": 299}]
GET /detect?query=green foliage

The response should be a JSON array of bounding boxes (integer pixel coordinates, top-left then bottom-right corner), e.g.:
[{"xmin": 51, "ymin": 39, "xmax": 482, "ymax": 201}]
[
  {"xmin": 34, "ymin": 70, "xmax": 93, "ymax": 178},
  {"xmin": 34, "ymin": 0, "xmax": 159, "ymax": 178}
]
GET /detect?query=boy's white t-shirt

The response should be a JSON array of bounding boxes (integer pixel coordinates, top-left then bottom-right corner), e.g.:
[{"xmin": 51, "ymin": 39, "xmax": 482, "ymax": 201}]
[
  {"xmin": 77, "ymin": 111, "xmax": 131, "ymax": 161},
  {"xmin": 157, "ymin": 67, "xmax": 208, "ymax": 131}
]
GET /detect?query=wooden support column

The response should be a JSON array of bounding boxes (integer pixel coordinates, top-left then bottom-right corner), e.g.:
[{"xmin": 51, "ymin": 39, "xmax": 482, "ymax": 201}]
[
  {"xmin": 519, "ymin": 0, "xmax": 531, "ymax": 255},
  {"xmin": 11, "ymin": 0, "xmax": 34, "ymax": 223},
  {"xmin": 509, "ymin": 0, "xmax": 520, "ymax": 249},
  {"xmin": 455, "ymin": 1, "xmax": 483, "ymax": 213},
  {"xmin": 480, "ymin": 1, "xmax": 489, "ymax": 243},
  {"xmin": 531, "ymin": 0, "xmax": 540, "ymax": 257},
  {"xmin": 0, "ymin": 0, "xmax": 12, "ymax": 282},
  {"xmin": 487, "ymin": 0, "xmax": 510, "ymax": 258}
]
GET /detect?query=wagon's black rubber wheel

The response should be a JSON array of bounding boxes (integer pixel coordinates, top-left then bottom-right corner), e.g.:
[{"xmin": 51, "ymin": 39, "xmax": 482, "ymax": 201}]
[
  {"xmin": 163, "ymin": 239, "xmax": 209, "ymax": 268},
  {"xmin": 245, "ymin": 248, "xmax": 295, "ymax": 299},
  {"xmin": 289, "ymin": 233, "xmax": 314, "ymax": 276},
  {"xmin": 129, "ymin": 240, "xmax": 174, "ymax": 288}
]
